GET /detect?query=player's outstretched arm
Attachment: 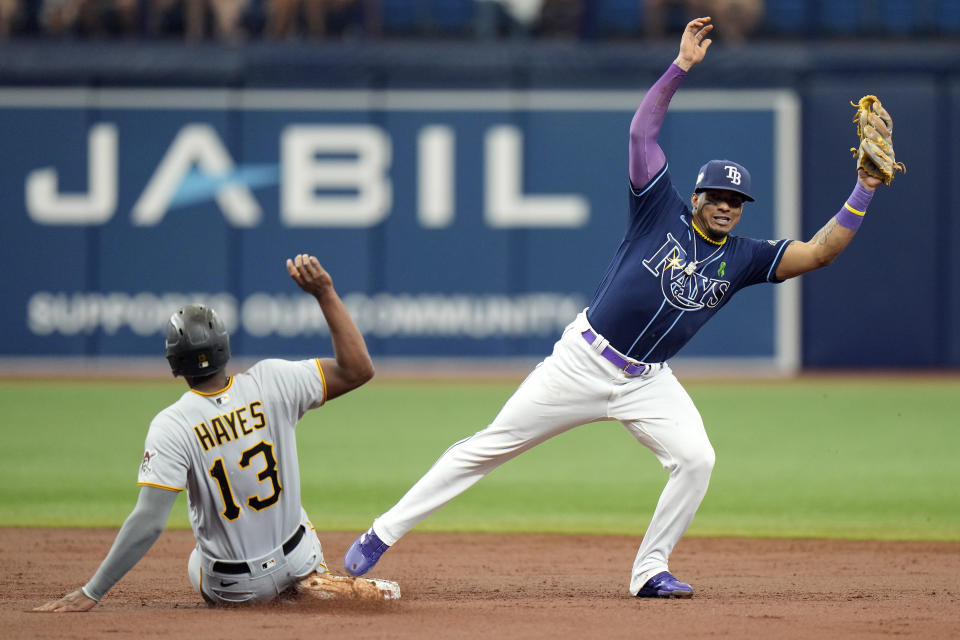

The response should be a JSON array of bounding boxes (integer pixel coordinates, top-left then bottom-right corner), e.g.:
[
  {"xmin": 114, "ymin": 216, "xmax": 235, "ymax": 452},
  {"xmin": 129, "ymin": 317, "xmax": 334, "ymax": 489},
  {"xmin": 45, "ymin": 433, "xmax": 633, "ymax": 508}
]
[
  {"xmin": 775, "ymin": 170, "xmax": 883, "ymax": 280},
  {"xmin": 629, "ymin": 17, "xmax": 713, "ymax": 190},
  {"xmin": 33, "ymin": 486, "xmax": 177, "ymax": 613},
  {"xmin": 287, "ymin": 254, "xmax": 374, "ymax": 401}
]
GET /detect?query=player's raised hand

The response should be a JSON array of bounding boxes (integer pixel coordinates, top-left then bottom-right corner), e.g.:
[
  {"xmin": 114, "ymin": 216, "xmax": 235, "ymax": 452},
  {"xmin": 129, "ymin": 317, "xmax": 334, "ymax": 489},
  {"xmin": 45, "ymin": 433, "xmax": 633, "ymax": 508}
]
[
  {"xmin": 287, "ymin": 254, "xmax": 335, "ymax": 299},
  {"xmin": 33, "ymin": 589, "xmax": 98, "ymax": 613},
  {"xmin": 674, "ymin": 17, "xmax": 713, "ymax": 71},
  {"xmin": 857, "ymin": 168, "xmax": 882, "ymax": 190}
]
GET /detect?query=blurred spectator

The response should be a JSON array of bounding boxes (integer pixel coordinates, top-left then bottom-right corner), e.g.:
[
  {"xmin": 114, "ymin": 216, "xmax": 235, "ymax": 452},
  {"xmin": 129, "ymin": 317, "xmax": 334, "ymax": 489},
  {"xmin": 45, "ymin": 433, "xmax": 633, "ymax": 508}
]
[
  {"xmin": 41, "ymin": 0, "xmax": 138, "ymax": 37},
  {"xmin": 39, "ymin": 0, "xmax": 74, "ymax": 36},
  {"xmin": 206, "ymin": 0, "xmax": 249, "ymax": 40},
  {"xmin": 536, "ymin": 0, "xmax": 581, "ymax": 39},
  {"xmin": 0, "ymin": 0, "xmax": 21, "ymax": 37},
  {"xmin": 645, "ymin": 0, "xmax": 764, "ymax": 45},
  {"xmin": 707, "ymin": 0, "xmax": 763, "ymax": 44},
  {"xmin": 265, "ymin": 0, "xmax": 378, "ymax": 39},
  {"xmin": 474, "ymin": 0, "xmax": 540, "ymax": 39},
  {"xmin": 147, "ymin": 0, "xmax": 249, "ymax": 41}
]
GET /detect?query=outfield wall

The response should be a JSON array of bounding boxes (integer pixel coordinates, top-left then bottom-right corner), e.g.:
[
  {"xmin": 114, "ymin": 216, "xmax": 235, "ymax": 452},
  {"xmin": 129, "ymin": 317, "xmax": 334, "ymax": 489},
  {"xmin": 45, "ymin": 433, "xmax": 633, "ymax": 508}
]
[{"xmin": 0, "ymin": 41, "xmax": 956, "ymax": 369}]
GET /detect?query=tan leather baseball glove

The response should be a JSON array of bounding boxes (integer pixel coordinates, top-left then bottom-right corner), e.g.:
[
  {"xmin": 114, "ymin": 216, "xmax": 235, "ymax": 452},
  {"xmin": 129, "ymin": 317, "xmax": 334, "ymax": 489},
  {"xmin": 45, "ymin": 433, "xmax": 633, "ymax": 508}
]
[{"xmin": 850, "ymin": 95, "xmax": 906, "ymax": 185}]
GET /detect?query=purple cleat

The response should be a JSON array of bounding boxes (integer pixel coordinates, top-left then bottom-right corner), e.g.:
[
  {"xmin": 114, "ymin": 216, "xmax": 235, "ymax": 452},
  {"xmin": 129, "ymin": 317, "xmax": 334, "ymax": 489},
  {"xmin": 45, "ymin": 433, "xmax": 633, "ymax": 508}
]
[
  {"xmin": 636, "ymin": 571, "xmax": 694, "ymax": 599},
  {"xmin": 344, "ymin": 527, "xmax": 390, "ymax": 576}
]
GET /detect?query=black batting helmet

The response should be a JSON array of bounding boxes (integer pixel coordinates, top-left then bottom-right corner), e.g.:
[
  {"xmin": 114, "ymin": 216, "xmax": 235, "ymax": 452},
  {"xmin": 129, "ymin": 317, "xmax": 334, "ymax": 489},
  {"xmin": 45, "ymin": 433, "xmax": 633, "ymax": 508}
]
[{"xmin": 164, "ymin": 304, "xmax": 231, "ymax": 378}]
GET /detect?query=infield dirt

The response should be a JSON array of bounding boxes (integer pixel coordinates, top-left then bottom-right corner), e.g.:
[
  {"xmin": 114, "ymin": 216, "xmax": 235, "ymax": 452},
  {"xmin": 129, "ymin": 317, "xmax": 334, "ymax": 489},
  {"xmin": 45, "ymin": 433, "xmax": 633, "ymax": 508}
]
[{"xmin": 5, "ymin": 528, "xmax": 958, "ymax": 639}]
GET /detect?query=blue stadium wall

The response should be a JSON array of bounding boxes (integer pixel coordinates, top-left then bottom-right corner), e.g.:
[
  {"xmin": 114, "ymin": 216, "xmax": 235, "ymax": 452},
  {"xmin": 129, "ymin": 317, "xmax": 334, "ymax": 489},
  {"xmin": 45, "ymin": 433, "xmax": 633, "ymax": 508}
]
[{"xmin": 0, "ymin": 40, "xmax": 956, "ymax": 370}]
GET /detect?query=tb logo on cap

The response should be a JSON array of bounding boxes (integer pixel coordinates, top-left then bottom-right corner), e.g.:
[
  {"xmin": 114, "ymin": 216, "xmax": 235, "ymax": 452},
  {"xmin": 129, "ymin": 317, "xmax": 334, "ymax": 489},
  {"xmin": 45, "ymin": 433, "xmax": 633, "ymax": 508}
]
[{"xmin": 724, "ymin": 165, "xmax": 742, "ymax": 185}]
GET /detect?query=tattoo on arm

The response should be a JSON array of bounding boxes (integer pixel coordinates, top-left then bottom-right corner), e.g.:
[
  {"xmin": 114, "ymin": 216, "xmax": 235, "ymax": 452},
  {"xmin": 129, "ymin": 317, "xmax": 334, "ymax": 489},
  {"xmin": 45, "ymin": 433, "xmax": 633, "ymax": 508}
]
[{"xmin": 812, "ymin": 217, "xmax": 840, "ymax": 248}]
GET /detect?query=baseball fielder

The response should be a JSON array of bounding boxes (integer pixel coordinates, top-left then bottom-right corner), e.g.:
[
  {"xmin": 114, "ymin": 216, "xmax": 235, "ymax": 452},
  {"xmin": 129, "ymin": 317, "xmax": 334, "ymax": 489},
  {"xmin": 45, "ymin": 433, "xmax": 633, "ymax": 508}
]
[
  {"xmin": 35, "ymin": 255, "xmax": 390, "ymax": 611},
  {"xmin": 345, "ymin": 17, "xmax": 898, "ymax": 598}
]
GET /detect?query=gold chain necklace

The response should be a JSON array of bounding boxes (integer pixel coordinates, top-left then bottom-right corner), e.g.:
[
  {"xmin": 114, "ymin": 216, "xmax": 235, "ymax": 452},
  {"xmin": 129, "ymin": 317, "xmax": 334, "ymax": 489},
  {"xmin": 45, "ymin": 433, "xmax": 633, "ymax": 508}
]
[{"xmin": 684, "ymin": 221, "xmax": 726, "ymax": 276}]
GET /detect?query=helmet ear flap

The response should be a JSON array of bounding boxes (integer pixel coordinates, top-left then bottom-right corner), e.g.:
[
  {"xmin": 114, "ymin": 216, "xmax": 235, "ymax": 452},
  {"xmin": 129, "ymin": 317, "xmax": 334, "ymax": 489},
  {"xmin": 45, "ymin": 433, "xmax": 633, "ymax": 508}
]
[{"xmin": 164, "ymin": 305, "xmax": 231, "ymax": 378}]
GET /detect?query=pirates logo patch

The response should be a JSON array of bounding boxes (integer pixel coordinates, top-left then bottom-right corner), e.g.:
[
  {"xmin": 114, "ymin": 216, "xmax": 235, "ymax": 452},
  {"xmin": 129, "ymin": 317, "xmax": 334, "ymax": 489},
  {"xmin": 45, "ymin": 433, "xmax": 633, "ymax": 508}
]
[{"xmin": 140, "ymin": 449, "xmax": 158, "ymax": 475}]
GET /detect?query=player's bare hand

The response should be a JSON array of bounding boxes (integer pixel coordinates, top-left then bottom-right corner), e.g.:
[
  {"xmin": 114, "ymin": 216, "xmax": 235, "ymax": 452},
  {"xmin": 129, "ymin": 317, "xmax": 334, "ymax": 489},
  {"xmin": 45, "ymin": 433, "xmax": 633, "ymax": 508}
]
[
  {"xmin": 674, "ymin": 17, "xmax": 713, "ymax": 71},
  {"xmin": 33, "ymin": 589, "xmax": 98, "ymax": 613},
  {"xmin": 287, "ymin": 254, "xmax": 335, "ymax": 299},
  {"xmin": 857, "ymin": 168, "xmax": 882, "ymax": 190}
]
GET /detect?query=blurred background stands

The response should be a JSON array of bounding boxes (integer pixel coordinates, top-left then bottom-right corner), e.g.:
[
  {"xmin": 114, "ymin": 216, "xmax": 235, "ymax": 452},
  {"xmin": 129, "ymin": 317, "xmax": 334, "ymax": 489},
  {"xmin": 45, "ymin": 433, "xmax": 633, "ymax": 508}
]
[{"xmin": 0, "ymin": 1, "xmax": 955, "ymax": 49}]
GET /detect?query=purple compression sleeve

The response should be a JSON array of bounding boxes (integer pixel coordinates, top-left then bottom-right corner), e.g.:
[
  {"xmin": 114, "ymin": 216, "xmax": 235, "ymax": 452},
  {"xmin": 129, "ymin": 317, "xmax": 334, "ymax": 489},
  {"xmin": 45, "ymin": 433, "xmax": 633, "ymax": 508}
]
[{"xmin": 629, "ymin": 63, "xmax": 687, "ymax": 189}]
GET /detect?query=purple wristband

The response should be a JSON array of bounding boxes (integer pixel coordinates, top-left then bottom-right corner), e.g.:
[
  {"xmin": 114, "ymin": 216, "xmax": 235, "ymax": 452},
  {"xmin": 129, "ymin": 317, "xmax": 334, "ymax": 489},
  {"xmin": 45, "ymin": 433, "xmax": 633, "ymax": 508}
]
[{"xmin": 835, "ymin": 182, "xmax": 875, "ymax": 231}]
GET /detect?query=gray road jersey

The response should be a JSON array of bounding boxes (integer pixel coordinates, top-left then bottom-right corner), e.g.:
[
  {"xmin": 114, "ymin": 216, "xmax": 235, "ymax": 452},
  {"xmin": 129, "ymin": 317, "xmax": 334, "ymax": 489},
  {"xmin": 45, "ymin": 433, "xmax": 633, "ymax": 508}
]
[{"xmin": 138, "ymin": 358, "xmax": 326, "ymax": 561}]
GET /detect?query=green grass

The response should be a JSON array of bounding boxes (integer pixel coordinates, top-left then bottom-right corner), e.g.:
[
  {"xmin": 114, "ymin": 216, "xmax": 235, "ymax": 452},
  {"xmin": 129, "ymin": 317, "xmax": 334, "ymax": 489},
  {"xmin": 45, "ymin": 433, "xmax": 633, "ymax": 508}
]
[{"xmin": 1, "ymin": 377, "xmax": 958, "ymax": 541}]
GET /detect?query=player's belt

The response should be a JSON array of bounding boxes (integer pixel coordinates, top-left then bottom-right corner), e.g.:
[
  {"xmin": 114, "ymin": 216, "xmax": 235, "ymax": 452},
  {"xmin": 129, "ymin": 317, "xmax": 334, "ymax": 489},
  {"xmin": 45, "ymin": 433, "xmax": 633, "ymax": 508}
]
[
  {"xmin": 212, "ymin": 525, "xmax": 306, "ymax": 575},
  {"xmin": 581, "ymin": 329, "xmax": 651, "ymax": 376}
]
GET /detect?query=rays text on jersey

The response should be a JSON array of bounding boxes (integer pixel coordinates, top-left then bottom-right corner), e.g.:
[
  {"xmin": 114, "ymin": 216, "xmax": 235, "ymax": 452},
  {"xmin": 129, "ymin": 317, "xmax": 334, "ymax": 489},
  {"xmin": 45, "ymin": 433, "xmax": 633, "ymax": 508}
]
[{"xmin": 642, "ymin": 233, "xmax": 729, "ymax": 311}]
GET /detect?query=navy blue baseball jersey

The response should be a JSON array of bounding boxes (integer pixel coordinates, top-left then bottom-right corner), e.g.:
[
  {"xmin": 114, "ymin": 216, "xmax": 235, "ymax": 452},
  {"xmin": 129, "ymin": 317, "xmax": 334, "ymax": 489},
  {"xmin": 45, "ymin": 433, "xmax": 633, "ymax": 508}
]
[{"xmin": 586, "ymin": 165, "xmax": 791, "ymax": 363}]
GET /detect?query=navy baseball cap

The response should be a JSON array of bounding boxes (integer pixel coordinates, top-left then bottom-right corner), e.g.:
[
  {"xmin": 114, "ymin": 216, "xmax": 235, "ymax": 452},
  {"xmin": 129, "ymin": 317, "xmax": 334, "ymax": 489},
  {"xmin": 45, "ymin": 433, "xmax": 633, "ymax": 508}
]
[{"xmin": 694, "ymin": 159, "xmax": 755, "ymax": 202}]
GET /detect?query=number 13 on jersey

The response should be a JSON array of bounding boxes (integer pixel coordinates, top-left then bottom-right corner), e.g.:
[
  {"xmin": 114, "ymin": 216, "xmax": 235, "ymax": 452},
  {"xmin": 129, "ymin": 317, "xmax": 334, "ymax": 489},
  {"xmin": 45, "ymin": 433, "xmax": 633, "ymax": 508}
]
[{"xmin": 208, "ymin": 440, "xmax": 283, "ymax": 521}]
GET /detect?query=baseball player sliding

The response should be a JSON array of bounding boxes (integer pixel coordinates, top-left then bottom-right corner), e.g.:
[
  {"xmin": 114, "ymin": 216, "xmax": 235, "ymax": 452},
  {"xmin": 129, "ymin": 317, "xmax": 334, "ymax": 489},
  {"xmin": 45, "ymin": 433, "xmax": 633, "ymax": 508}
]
[
  {"xmin": 36, "ymin": 255, "xmax": 398, "ymax": 611},
  {"xmin": 345, "ymin": 17, "xmax": 901, "ymax": 598}
]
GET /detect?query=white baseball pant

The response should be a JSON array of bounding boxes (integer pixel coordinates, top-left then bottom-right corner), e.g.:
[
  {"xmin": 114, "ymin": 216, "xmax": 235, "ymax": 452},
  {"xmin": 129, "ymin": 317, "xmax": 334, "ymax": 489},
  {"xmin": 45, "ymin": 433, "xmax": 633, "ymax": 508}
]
[
  {"xmin": 372, "ymin": 310, "xmax": 715, "ymax": 595},
  {"xmin": 188, "ymin": 509, "xmax": 327, "ymax": 605}
]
